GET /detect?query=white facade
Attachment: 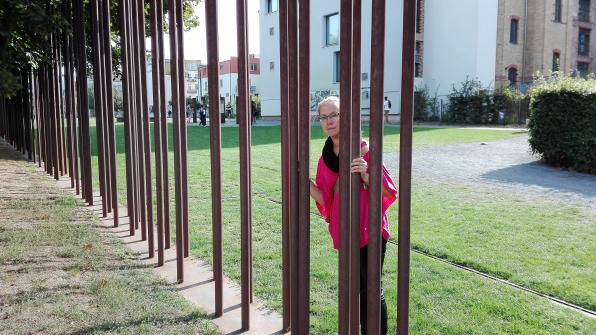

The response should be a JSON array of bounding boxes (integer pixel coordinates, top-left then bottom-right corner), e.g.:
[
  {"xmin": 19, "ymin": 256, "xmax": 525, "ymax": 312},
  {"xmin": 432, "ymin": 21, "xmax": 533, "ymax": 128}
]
[
  {"xmin": 423, "ymin": 0, "xmax": 498, "ymax": 97},
  {"xmin": 259, "ymin": 0, "xmax": 499, "ymax": 116}
]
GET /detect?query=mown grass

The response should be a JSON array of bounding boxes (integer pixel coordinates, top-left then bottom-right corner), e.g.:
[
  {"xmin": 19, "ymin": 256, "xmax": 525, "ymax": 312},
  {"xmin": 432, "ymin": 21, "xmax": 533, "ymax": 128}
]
[
  {"xmin": 0, "ymin": 158, "xmax": 220, "ymax": 335},
  {"xmin": 87, "ymin": 122, "xmax": 596, "ymax": 333}
]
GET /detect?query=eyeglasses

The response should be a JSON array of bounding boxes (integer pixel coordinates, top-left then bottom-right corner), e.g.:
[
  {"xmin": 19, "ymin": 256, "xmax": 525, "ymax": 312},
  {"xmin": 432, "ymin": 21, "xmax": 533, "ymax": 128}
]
[{"xmin": 317, "ymin": 112, "xmax": 340, "ymax": 122}]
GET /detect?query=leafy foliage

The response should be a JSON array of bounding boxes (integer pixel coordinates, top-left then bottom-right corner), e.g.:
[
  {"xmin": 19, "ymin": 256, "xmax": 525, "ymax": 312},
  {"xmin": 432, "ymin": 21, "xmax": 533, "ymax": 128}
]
[{"xmin": 528, "ymin": 73, "xmax": 596, "ymax": 174}]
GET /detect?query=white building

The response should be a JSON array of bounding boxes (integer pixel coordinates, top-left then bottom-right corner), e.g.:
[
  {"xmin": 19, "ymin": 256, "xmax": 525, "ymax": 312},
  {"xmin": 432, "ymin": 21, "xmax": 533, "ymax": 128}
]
[{"xmin": 259, "ymin": 0, "xmax": 499, "ymax": 117}]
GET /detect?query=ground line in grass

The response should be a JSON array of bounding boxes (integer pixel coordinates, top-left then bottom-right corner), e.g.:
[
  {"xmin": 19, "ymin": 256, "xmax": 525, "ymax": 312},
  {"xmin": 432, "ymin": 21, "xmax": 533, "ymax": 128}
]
[{"xmin": 387, "ymin": 240, "xmax": 596, "ymax": 319}]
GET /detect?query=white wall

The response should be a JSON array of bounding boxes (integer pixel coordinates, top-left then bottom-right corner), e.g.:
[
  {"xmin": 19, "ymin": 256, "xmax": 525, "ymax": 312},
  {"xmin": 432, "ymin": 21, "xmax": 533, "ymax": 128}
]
[
  {"xmin": 423, "ymin": 0, "xmax": 498, "ymax": 97},
  {"xmin": 259, "ymin": 0, "xmax": 281, "ymax": 116}
]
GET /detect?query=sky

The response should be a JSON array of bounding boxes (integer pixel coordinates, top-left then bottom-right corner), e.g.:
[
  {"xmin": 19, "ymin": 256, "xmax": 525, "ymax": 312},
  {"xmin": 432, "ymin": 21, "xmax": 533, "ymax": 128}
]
[{"xmin": 159, "ymin": 0, "xmax": 261, "ymax": 63}]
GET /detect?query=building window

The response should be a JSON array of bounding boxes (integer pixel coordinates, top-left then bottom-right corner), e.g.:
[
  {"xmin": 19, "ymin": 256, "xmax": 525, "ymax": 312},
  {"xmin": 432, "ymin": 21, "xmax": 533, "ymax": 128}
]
[
  {"xmin": 508, "ymin": 67, "xmax": 518, "ymax": 87},
  {"xmin": 325, "ymin": 13, "xmax": 339, "ymax": 46},
  {"xmin": 554, "ymin": 0, "xmax": 562, "ymax": 22},
  {"xmin": 510, "ymin": 19, "xmax": 519, "ymax": 44},
  {"xmin": 220, "ymin": 79, "xmax": 223, "ymax": 87},
  {"xmin": 577, "ymin": 62, "xmax": 590, "ymax": 76},
  {"xmin": 416, "ymin": 0, "xmax": 424, "ymax": 33},
  {"xmin": 578, "ymin": 0, "xmax": 590, "ymax": 22},
  {"xmin": 415, "ymin": 41, "xmax": 423, "ymax": 77},
  {"xmin": 269, "ymin": 61, "xmax": 275, "ymax": 70},
  {"xmin": 269, "ymin": 27, "xmax": 275, "ymax": 36},
  {"xmin": 552, "ymin": 52, "xmax": 561, "ymax": 71},
  {"xmin": 361, "ymin": 72, "xmax": 368, "ymax": 81},
  {"xmin": 267, "ymin": 0, "xmax": 278, "ymax": 13},
  {"xmin": 333, "ymin": 51, "xmax": 340, "ymax": 83},
  {"xmin": 250, "ymin": 63, "xmax": 258, "ymax": 72},
  {"xmin": 578, "ymin": 29, "xmax": 590, "ymax": 56}
]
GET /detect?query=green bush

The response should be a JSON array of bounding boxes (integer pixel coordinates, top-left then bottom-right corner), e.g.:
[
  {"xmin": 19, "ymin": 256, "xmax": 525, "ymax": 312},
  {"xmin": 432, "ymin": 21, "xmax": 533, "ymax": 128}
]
[
  {"xmin": 446, "ymin": 78, "xmax": 527, "ymax": 124},
  {"xmin": 414, "ymin": 86, "xmax": 439, "ymax": 121},
  {"xmin": 528, "ymin": 74, "xmax": 596, "ymax": 174}
]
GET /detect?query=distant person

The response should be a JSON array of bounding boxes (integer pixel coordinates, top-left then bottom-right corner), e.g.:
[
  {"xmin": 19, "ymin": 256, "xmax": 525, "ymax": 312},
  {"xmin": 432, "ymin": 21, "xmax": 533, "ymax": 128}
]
[
  {"xmin": 383, "ymin": 96, "xmax": 392, "ymax": 124},
  {"xmin": 199, "ymin": 104, "xmax": 207, "ymax": 126},
  {"xmin": 251, "ymin": 100, "xmax": 257, "ymax": 125}
]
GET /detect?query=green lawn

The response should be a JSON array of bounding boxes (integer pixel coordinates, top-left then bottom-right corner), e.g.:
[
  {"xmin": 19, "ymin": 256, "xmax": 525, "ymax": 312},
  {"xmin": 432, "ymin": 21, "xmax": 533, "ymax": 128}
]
[
  {"xmin": 87, "ymin": 123, "xmax": 595, "ymax": 334},
  {"xmin": 0, "ymin": 150, "xmax": 219, "ymax": 335}
]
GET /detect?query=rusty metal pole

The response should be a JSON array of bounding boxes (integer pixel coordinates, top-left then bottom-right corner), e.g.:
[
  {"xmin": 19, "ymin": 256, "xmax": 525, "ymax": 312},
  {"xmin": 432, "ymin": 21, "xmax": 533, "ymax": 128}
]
[
  {"xmin": 237, "ymin": 0, "xmax": 252, "ymax": 329},
  {"xmin": 349, "ymin": 0, "xmax": 363, "ymax": 333},
  {"xmin": 91, "ymin": 0, "xmax": 109, "ymax": 217},
  {"xmin": 297, "ymin": 0, "xmax": 311, "ymax": 332},
  {"xmin": 74, "ymin": 0, "xmax": 93, "ymax": 205},
  {"xmin": 137, "ymin": 0, "xmax": 155, "ymax": 258},
  {"xmin": 278, "ymin": 0, "xmax": 291, "ymax": 331},
  {"xmin": 367, "ymin": 0, "xmax": 386, "ymax": 333},
  {"xmin": 156, "ymin": 0, "xmax": 171, "ymax": 250},
  {"xmin": 205, "ymin": 0, "xmax": 224, "ymax": 317},
  {"xmin": 101, "ymin": 0, "xmax": 119, "ymax": 227},
  {"xmin": 172, "ymin": 0, "xmax": 189, "ymax": 259},
  {"xmin": 339, "ymin": 0, "xmax": 354, "ymax": 332},
  {"xmin": 168, "ymin": 0, "xmax": 185, "ymax": 283},
  {"xmin": 286, "ymin": 0, "xmax": 300, "ymax": 331},
  {"xmin": 150, "ymin": 0, "xmax": 166, "ymax": 265},
  {"xmin": 398, "ymin": 0, "xmax": 416, "ymax": 334}
]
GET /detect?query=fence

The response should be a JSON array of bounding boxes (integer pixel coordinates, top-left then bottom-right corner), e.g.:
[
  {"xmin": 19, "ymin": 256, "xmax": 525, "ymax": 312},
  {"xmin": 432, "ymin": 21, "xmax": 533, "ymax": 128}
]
[{"xmin": 0, "ymin": 0, "xmax": 417, "ymax": 333}]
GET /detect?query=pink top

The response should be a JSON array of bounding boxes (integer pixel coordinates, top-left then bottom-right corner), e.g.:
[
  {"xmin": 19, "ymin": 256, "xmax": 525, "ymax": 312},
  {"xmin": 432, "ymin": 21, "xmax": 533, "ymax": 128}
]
[{"xmin": 315, "ymin": 141, "xmax": 398, "ymax": 249}]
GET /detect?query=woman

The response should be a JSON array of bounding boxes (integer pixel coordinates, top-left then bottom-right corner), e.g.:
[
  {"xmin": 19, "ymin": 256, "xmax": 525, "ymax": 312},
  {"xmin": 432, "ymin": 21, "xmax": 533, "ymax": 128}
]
[{"xmin": 309, "ymin": 96, "xmax": 397, "ymax": 334}]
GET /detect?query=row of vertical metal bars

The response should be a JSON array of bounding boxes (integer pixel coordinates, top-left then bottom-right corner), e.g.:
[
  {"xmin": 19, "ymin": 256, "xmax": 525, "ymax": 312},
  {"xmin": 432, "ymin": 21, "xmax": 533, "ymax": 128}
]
[{"xmin": 0, "ymin": 0, "xmax": 415, "ymax": 333}]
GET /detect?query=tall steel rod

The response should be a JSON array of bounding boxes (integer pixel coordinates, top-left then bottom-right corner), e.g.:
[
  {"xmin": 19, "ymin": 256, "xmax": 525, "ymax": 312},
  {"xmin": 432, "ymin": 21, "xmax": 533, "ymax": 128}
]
[
  {"xmin": 297, "ymin": 0, "xmax": 311, "ymax": 332},
  {"xmin": 168, "ymin": 0, "xmax": 185, "ymax": 282},
  {"xmin": 367, "ymin": 0, "xmax": 387, "ymax": 333},
  {"xmin": 287, "ymin": 0, "xmax": 300, "ymax": 331},
  {"xmin": 151, "ymin": 0, "xmax": 166, "ymax": 265},
  {"xmin": 236, "ymin": 0, "xmax": 252, "ymax": 329},
  {"xmin": 349, "ymin": 0, "xmax": 362, "ymax": 332},
  {"xmin": 398, "ymin": 0, "xmax": 416, "ymax": 334},
  {"xmin": 101, "ymin": 0, "xmax": 119, "ymax": 227},
  {"xmin": 278, "ymin": 0, "xmax": 291, "ymax": 330},
  {"xmin": 137, "ymin": 0, "xmax": 155, "ymax": 258},
  {"xmin": 74, "ymin": 0, "xmax": 93, "ymax": 205},
  {"xmin": 205, "ymin": 0, "xmax": 224, "ymax": 317},
  {"xmin": 339, "ymin": 0, "xmax": 354, "ymax": 332}
]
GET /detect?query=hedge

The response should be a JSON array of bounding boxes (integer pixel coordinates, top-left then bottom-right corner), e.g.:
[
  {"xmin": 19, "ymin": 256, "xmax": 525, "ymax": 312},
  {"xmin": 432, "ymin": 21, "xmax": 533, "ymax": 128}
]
[{"xmin": 528, "ymin": 74, "xmax": 596, "ymax": 174}]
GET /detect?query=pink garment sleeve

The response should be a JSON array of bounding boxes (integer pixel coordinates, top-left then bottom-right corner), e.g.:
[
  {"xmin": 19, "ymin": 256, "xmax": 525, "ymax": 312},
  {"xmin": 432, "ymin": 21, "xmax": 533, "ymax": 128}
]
[
  {"xmin": 362, "ymin": 151, "xmax": 397, "ymax": 212},
  {"xmin": 315, "ymin": 158, "xmax": 336, "ymax": 223}
]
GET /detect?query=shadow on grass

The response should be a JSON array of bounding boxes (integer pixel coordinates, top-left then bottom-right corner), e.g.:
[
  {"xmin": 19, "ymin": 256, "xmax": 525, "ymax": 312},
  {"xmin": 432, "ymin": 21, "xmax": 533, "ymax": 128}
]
[
  {"xmin": 481, "ymin": 161, "xmax": 596, "ymax": 198},
  {"xmin": 67, "ymin": 314, "xmax": 203, "ymax": 335}
]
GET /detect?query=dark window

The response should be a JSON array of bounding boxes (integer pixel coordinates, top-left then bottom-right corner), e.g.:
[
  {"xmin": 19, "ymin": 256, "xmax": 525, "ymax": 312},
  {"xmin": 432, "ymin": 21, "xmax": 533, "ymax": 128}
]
[
  {"xmin": 415, "ymin": 41, "xmax": 423, "ymax": 77},
  {"xmin": 250, "ymin": 64, "xmax": 258, "ymax": 72},
  {"xmin": 267, "ymin": 0, "xmax": 278, "ymax": 14},
  {"xmin": 577, "ymin": 62, "xmax": 590, "ymax": 76},
  {"xmin": 269, "ymin": 27, "xmax": 274, "ymax": 36},
  {"xmin": 578, "ymin": 29, "xmax": 590, "ymax": 56},
  {"xmin": 578, "ymin": 0, "xmax": 590, "ymax": 22},
  {"xmin": 416, "ymin": 0, "xmax": 424, "ymax": 33},
  {"xmin": 554, "ymin": 0, "xmax": 562, "ymax": 22},
  {"xmin": 508, "ymin": 67, "xmax": 518, "ymax": 87},
  {"xmin": 325, "ymin": 13, "xmax": 339, "ymax": 46},
  {"xmin": 333, "ymin": 51, "xmax": 340, "ymax": 83},
  {"xmin": 510, "ymin": 19, "xmax": 519, "ymax": 44},
  {"xmin": 552, "ymin": 52, "xmax": 561, "ymax": 71},
  {"xmin": 269, "ymin": 61, "xmax": 275, "ymax": 70}
]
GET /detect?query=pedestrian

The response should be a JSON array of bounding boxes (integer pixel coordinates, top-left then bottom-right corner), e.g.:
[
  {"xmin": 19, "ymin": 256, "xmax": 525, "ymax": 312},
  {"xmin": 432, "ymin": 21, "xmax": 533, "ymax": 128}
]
[
  {"xmin": 199, "ymin": 104, "xmax": 207, "ymax": 126},
  {"xmin": 309, "ymin": 96, "xmax": 397, "ymax": 335},
  {"xmin": 383, "ymin": 96, "xmax": 392, "ymax": 124},
  {"xmin": 251, "ymin": 100, "xmax": 257, "ymax": 125}
]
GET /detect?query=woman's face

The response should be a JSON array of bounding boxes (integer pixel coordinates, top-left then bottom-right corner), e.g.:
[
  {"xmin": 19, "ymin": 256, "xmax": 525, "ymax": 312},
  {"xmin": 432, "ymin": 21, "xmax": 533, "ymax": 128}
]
[{"xmin": 319, "ymin": 102, "xmax": 340, "ymax": 138}]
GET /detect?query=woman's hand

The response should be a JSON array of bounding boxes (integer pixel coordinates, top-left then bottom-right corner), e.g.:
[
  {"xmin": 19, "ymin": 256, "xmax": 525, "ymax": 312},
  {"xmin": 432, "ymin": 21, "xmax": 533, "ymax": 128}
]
[{"xmin": 351, "ymin": 157, "xmax": 369, "ymax": 185}]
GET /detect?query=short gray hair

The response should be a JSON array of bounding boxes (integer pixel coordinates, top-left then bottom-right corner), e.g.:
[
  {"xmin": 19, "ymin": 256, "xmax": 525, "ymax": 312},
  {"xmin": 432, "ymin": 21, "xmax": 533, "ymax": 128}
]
[{"xmin": 316, "ymin": 96, "xmax": 340, "ymax": 114}]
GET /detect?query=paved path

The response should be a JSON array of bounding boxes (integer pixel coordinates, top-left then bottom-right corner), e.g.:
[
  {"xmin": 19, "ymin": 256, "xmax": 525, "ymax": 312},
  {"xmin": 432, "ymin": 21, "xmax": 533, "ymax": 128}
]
[{"xmin": 385, "ymin": 136, "xmax": 596, "ymax": 211}]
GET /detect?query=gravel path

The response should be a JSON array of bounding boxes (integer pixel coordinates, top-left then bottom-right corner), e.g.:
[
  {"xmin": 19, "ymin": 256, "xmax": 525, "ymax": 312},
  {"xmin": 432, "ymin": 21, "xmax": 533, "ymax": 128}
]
[{"xmin": 385, "ymin": 136, "xmax": 596, "ymax": 211}]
